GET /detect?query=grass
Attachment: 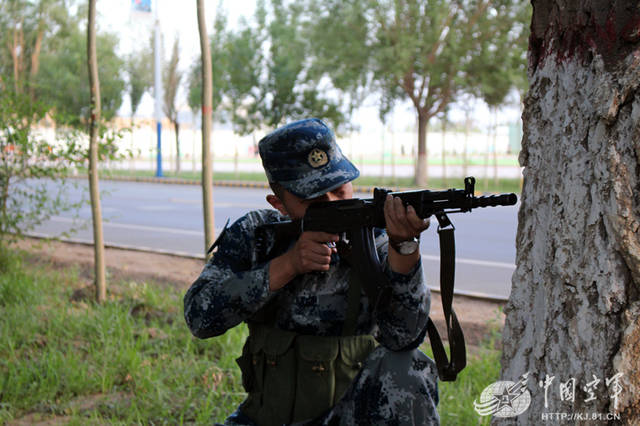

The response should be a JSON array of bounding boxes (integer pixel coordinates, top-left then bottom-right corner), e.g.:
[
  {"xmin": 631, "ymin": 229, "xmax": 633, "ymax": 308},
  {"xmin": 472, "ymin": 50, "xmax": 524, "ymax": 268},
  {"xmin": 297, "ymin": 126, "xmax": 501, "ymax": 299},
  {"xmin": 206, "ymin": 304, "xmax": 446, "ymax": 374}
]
[
  {"xmin": 421, "ymin": 322, "xmax": 503, "ymax": 425},
  {"xmin": 0, "ymin": 246, "xmax": 502, "ymax": 424},
  {"xmin": 0, "ymin": 246, "xmax": 247, "ymax": 424},
  {"xmin": 86, "ymin": 167, "xmax": 523, "ymax": 194}
]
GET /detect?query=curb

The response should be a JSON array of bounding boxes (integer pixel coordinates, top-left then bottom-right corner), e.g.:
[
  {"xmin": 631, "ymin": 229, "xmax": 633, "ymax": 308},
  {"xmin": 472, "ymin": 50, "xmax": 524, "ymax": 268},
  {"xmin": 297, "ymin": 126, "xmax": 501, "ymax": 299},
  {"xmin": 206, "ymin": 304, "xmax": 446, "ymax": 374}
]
[{"xmin": 70, "ymin": 174, "xmax": 453, "ymax": 195}]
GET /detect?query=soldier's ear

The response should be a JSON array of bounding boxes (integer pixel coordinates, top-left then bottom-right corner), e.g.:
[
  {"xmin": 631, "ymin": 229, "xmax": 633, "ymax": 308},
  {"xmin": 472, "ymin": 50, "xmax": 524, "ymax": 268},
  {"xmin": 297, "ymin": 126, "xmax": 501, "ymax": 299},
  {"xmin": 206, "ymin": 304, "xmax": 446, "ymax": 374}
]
[{"xmin": 266, "ymin": 194, "xmax": 289, "ymax": 216}]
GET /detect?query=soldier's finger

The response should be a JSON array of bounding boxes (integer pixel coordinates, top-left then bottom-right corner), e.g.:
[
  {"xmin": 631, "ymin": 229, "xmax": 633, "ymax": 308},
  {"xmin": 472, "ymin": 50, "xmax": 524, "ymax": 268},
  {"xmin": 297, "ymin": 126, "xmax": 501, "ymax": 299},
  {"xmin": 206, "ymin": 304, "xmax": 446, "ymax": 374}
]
[
  {"xmin": 393, "ymin": 196, "xmax": 412, "ymax": 229},
  {"xmin": 304, "ymin": 242, "xmax": 333, "ymax": 256},
  {"xmin": 302, "ymin": 258, "xmax": 332, "ymax": 272},
  {"xmin": 407, "ymin": 205, "xmax": 429, "ymax": 231},
  {"xmin": 384, "ymin": 194, "xmax": 397, "ymax": 224},
  {"xmin": 303, "ymin": 251, "xmax": 332, "ymax": 266}
]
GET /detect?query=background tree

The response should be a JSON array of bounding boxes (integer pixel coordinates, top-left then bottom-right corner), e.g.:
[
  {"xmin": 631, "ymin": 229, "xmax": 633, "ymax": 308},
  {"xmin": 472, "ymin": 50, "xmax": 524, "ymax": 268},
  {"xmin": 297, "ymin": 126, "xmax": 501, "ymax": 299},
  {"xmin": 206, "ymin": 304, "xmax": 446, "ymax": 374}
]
[
  {"xmin": 35, "ymin": 25, "xmax": 125, "ymax": 126},
  {"xmin": 463, "ymin": 1, "xmax": 530, "ymax": 190},
  {"xmin": 221, "ymin": 17, "xmax": 262, "ymax": 135},
  {"xmin": 162, "ymin": 36, "xmax": 183, "ymax": 174},
  {"xmin": 0, "ymin": 82, "xmax": 84, "ymax": 245},
  {"xmin": 500, "ymin": 1, "xmax": 640, "ymax": 423},
  {"xmin": 188, "ymin": 0, "xmax": 348, "ymax": 135},
  {"xmin": 187, "ymin": 7, "xmax": 230, "ymax": 126},
  {"xmin": 0, "ymin": 0, "xmax": 72, "ymax": 97},
  {"xmin": 252, "ymin": 0, "xmax": 342, "ymax": 130},
  {"xmin": 307, "ymin": 0, "xmax": 529, "ymax": 186},
  {"xmin": 87, "ymin": 0, "xmax": 106, "ymax": 302},
  {"xmin": 124, "ymin": 45, "xmax": 152, "ymax": 126}
]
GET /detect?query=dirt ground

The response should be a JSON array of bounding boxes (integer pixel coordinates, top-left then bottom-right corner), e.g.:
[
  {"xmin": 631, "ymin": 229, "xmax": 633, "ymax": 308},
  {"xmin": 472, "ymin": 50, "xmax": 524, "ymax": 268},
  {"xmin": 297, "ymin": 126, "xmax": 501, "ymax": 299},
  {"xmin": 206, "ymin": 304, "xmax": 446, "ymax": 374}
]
[{"xmin": 15, "ymin": 237, "xmax": 506, "ymax": 348}]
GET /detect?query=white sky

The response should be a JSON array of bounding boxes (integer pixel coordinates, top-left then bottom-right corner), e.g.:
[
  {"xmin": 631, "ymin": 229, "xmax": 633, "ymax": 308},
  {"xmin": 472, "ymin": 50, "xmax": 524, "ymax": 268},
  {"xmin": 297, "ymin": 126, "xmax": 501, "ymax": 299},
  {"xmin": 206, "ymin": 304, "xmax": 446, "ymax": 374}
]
[{"xmin": 97, "ymin": 0, "xmax": 522, "ymax": 133}]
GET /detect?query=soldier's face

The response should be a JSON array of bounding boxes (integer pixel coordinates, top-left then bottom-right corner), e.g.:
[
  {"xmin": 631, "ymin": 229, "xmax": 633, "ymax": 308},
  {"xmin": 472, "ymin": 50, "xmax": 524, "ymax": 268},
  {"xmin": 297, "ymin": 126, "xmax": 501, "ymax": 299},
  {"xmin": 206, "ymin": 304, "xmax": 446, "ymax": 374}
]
[{"xmin": 267, "ymin": 182, "xmax": 353, "ymax": 219}]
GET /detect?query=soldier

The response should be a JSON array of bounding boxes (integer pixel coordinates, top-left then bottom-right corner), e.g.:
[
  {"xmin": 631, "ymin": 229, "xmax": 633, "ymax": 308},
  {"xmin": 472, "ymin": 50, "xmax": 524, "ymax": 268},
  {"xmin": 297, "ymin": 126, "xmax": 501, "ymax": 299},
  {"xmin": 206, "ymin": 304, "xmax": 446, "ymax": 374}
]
[{"xmin": 184, "ymin": 118, "xmax": 439, "ymax": 425}]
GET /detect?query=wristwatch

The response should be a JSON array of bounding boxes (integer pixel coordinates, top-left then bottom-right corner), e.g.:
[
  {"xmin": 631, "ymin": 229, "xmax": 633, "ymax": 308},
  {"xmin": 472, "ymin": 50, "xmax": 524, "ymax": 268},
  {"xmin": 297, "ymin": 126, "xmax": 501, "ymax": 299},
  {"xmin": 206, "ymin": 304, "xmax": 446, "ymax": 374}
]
[{"xmin": 389, "ymin": 236, "xmax": 420, "ymax": 255}]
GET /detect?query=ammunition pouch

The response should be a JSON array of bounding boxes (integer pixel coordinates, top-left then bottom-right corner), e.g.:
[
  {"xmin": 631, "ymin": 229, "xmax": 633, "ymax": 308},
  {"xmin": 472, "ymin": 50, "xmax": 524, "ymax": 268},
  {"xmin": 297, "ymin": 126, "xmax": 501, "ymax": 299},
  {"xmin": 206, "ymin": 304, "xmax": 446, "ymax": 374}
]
[{"xmin": 236, "ymin": 322, "xmax": 377, "ymax": 426}]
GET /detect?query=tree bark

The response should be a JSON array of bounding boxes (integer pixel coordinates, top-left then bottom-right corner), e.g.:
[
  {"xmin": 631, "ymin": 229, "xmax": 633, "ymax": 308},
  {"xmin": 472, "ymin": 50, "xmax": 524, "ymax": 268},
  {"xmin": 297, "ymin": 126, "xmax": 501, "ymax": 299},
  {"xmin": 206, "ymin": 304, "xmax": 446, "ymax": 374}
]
[
  {"xmin": 498, "ymin": 1, "xmax": 640, "ymax": 424},
  {"xmin": 175, "ymin": 121, "xmax": 181, "ymax": 174},
  {"xmin": 415, "ymin": 112, "xmax": 429, "ymax": 187},
  {"xmin": 87, "ymin": 0, "xmax": 106, "ymax": 302},
  {"xmin": 29, "ymin": 26, "xmax": 44, "ymax": 99},
  {"xmin": 441, "ymin": 115, "xmax": 447, "ymax": 187},
  {"xmin": 197, "ymin": 0, "xmax": 215, "ymax": 258}
]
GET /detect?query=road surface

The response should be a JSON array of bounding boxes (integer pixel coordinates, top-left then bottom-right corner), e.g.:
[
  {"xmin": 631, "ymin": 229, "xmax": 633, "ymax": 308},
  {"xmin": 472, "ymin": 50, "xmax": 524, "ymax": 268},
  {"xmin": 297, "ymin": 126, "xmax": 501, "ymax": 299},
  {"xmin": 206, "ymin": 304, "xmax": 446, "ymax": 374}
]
[{"xmin": 29, "ymin": 180, "xmax": 519, "ymax": 300}]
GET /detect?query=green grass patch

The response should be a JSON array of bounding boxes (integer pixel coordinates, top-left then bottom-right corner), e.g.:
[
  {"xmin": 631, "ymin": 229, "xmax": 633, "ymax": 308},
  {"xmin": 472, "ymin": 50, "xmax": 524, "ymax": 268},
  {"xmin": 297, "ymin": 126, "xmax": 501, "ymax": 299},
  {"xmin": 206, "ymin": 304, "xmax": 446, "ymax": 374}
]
[
  {"xmin": 0, "ymin": 246, "xmax": 502, "ymax": 424},
  {"xmin": 421, "ymin": 324, "xmax": 502, "ymax": 425},
  {"xmin": 0, "ymin": 246, "xmax": 247, "ymax": 424}
]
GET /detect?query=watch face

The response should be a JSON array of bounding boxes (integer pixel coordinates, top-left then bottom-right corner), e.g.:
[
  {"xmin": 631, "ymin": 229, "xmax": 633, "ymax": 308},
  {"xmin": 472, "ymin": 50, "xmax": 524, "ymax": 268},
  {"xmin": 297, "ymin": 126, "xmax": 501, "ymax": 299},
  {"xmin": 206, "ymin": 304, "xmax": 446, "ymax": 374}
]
[{"xmin": 398, "ymin": 240, "xmax": 419, "ymax": 255}]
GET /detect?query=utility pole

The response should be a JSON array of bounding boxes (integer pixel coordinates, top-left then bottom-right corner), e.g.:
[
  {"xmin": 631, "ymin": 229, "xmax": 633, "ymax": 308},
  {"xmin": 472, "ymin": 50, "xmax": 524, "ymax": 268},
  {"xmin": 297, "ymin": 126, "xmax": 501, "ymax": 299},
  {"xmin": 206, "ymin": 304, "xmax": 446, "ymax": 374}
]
[{"xmin": 154, "ymin": 0, "xmax": 163, "ymax": 177}]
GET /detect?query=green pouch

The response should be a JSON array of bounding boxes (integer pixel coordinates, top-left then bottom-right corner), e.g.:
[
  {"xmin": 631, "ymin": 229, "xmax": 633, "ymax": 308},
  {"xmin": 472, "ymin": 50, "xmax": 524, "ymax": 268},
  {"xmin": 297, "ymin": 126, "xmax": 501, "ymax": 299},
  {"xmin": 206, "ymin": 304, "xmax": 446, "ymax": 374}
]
[
  {"xmin": 293, "ymin": 335, "xmax": 340, "ymax": 422},
  {"xmin": 334, "ymin": 335, "xmax": 377, "ymax": 404},
  {"xmin": 237, "ymin": 323, "xmax": 377, "ymax": 425},
  {"xmin": 237, "ymin": 323, "xmax": 297, "ymax": 426}
]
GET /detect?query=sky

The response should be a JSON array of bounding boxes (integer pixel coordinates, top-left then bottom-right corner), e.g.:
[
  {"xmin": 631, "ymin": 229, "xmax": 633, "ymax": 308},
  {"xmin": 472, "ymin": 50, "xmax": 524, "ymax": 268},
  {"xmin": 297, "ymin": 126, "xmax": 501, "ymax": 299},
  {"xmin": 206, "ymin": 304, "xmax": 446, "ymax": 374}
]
[{"xmin": 96, "ymin": 0, "xmax": 522, "ymax": 133}]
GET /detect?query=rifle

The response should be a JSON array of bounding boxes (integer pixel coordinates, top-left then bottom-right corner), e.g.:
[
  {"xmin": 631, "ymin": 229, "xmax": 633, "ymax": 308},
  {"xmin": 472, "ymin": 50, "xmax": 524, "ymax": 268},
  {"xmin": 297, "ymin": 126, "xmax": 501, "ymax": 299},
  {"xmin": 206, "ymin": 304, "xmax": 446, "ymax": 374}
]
[{"xmin": 255, "ymin": 177, "xmax": 517, "ymax": 381}]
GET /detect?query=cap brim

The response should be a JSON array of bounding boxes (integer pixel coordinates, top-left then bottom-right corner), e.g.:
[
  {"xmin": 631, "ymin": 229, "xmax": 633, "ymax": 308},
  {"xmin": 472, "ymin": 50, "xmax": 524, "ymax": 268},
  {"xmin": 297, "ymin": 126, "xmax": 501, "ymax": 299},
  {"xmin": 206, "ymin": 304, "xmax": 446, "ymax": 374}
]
[{"xmin": 279, "ymin": 157, "xmax": 360, "ymax": 199}]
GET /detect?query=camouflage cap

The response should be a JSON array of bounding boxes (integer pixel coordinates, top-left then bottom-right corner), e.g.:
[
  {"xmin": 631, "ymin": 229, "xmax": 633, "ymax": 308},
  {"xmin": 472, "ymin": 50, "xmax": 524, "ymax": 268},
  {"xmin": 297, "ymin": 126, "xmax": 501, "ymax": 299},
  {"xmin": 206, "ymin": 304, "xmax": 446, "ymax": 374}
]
[{"xmin": 258, "ymin": 118, "xmax": 360, "ymax": 199}]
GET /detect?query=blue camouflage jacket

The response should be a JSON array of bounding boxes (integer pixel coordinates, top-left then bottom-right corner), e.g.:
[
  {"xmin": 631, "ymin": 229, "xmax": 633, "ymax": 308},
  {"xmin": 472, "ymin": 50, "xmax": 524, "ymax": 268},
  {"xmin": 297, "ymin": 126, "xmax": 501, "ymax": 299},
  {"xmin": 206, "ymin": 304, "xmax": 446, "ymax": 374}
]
[{"xmin": 184, "ymin": 209, "xmax": 430, "ymax": 351}]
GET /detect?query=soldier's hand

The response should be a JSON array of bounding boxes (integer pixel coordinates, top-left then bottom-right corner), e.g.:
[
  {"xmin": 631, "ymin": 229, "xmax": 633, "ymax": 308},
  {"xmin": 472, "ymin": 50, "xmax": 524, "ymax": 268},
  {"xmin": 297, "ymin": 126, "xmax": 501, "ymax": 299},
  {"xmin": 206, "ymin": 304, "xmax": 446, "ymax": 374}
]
[
  {"xmin": 384, "ymin": 194, "xmax": 430, "ymax": 242},
  {"xmin": 289, "ymin": 231, "xmax": 339, "ymax": 275}
]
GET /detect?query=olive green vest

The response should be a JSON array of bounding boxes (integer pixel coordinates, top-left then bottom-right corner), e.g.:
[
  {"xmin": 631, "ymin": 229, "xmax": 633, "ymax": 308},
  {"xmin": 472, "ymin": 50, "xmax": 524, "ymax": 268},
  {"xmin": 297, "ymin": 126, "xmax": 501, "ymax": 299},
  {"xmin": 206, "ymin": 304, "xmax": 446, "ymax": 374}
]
[
  {"xmin": 235, "ymin": 269, "xmax": 375, "ymax": 425},
  {"xmin": 236, "ymin": 323, "xmax": 376, "ymax": 425}
]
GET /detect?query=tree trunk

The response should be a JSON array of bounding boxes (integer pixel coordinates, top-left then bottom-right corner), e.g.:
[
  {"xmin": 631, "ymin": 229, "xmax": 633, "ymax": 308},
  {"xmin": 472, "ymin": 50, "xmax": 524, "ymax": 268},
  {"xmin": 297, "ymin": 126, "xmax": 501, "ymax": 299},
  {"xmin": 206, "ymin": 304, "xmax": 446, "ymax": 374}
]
[
  {"xmin": 415, "ymin": 112, "xmax": 429, "ymax": 187},
  {"xmin": 197, "ymin": 0, "xmax": 215, "ymax": 258},
  {"xmin": 498, "ymin": 1, "xmax": 640, "ymax": 424},
  {"xmin": 0, "ymin": 174, "xmax": 9, "ymax": 240},
  {"xmin": 11, "ymin": 25, "xmax": 24, "ymax": 93},
  {"xmin": 29, "ymin": 26, "xmax": 44, "ymax": 99},
  {"xmin": 130, "ymin": 114, "xmax": 135, "ymax": 172},
  {"xmin": 463, "ymin": 109, "xmax": 470, "ymax": 178},
  {"xmin": 87, "ymin": 0, "xmax": 106, "ymax": 303},
  {"xmin": 441, "ymin": 116, "xmax": 447, "ymax": 187},
  {"xmin": 175, "ymin": 121, "xmax": 181, "ymax": 175},
  {"xmin": 492, "ymin": 107, "xmax": 499, "ymax": 190}
]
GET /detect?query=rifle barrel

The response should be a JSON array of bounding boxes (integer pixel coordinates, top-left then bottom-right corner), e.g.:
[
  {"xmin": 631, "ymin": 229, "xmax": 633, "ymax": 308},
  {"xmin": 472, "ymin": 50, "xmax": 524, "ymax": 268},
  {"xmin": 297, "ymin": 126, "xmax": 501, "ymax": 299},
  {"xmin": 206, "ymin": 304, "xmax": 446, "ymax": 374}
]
[{"xmin": 471, "ymin": 193, "xmax": 517, "ymax": 208}]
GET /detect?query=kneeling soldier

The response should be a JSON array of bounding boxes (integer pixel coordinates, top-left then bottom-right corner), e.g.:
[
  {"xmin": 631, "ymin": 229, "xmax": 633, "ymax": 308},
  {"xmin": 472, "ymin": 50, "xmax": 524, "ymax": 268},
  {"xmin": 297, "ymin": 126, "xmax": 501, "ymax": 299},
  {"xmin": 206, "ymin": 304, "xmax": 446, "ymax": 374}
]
[{"xmin": 184, "ymin": 118, "xmax": 439, "ymax": 425}]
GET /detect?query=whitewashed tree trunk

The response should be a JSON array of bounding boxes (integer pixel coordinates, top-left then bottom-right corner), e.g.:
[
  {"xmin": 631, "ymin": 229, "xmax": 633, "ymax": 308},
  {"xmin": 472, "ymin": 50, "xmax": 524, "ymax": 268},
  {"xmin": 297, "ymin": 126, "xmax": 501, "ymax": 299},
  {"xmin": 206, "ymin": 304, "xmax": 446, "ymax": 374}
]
[{"xmin": 498, "ymin": 1, "xmax": 640, "ymax": 424}]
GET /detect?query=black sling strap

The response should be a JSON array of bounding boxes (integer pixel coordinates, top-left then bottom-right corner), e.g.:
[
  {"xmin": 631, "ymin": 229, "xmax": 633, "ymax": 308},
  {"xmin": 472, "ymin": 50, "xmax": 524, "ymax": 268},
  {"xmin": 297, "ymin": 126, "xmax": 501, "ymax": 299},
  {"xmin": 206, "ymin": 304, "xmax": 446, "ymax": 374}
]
[
  {"xmin": 426, "ymin": 212, "xmax": 467, "ymax": 382},
  {"xmin": 342, "ymin": 266, "xmax": 362, "ymax": 337}
]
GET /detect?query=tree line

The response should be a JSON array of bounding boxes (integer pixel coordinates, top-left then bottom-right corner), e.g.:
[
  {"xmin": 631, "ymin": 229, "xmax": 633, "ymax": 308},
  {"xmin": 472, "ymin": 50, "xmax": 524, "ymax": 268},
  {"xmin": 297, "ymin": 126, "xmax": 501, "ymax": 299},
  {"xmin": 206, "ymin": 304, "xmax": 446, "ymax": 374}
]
[{"xmin": 1, "ymin": 0, "xmax": 530, "ymax": 184}]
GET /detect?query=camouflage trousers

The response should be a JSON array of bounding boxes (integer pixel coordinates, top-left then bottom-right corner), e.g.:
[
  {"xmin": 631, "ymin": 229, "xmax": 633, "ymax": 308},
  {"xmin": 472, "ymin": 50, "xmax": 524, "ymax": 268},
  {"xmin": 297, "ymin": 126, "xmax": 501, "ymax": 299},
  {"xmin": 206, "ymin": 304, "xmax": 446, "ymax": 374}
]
[{"xmin": 223, "ymin": 347, "xmax": 440, "ymax": 426}]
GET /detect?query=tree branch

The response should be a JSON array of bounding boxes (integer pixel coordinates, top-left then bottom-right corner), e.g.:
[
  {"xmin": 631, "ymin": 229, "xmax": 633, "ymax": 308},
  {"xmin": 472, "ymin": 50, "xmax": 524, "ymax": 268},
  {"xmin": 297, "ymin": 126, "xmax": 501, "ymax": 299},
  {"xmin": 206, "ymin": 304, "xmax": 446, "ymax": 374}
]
[{"xmin": 426, "ymin": 4, "xmax": 458, "ymax": 65}]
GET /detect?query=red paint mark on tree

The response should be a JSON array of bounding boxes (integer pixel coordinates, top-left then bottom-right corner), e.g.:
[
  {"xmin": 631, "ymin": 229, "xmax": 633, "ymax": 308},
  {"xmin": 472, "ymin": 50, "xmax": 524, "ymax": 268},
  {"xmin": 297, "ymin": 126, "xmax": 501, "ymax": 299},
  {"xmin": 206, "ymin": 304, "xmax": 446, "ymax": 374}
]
[
  {"xmin": 621, "ymin": 15, "xmax": 640, "ymax": 42},
  {"xmin": 202, "ymin": 106, "xmax": 212, "ymax": 115},
  {"xmin": 529, "ymin": 2, "xmax": 640, "ymax": 73}
]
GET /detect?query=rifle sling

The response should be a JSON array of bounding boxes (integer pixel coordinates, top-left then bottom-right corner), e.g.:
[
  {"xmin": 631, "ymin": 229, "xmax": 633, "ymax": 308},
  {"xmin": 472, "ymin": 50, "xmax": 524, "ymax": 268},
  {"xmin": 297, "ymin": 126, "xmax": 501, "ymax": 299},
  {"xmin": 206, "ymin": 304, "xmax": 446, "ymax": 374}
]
[
  {"xmin": 342, "ymin": 266, "xmax": 362, "ymax": 337},
  {"xmin": 426, "ymin": 218, "xmax": 467, "ymax": 382}
]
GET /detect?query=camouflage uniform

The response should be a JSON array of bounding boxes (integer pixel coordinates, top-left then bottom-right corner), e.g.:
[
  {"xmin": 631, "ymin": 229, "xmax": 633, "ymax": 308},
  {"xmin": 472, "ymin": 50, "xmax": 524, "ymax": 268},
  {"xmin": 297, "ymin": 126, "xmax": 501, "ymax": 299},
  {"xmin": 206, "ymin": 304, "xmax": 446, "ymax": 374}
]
[{"xmin": 183, "ymin": 119, "xmax": 439, "ymax": 425}]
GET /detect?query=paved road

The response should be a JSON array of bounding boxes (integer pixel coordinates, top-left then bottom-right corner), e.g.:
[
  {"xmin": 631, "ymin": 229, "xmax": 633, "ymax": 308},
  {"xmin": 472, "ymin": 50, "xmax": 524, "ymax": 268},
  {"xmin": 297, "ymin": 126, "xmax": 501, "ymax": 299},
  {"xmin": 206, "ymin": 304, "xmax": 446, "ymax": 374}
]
[{"xmin": 30, "ymin": 180, "xmax": 518, "ymax": 300}]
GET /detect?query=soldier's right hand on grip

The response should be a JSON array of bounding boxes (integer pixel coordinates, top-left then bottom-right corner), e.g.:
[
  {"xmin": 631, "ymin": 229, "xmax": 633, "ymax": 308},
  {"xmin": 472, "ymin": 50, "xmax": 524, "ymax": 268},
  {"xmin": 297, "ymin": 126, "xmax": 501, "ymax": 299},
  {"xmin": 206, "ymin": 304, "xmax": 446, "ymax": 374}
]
[{"xmin": 289, "ymin": 231, "xmax": 339, "ymax": 275}]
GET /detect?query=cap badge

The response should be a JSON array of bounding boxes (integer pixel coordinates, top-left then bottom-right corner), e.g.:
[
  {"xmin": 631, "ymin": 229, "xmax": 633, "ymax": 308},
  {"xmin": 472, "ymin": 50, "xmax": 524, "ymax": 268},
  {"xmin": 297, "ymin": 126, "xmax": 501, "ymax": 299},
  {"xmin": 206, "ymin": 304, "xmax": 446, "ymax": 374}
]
[{"xmin": 308, "ymin": 148, "xmax": 329, "ymax": 168}]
